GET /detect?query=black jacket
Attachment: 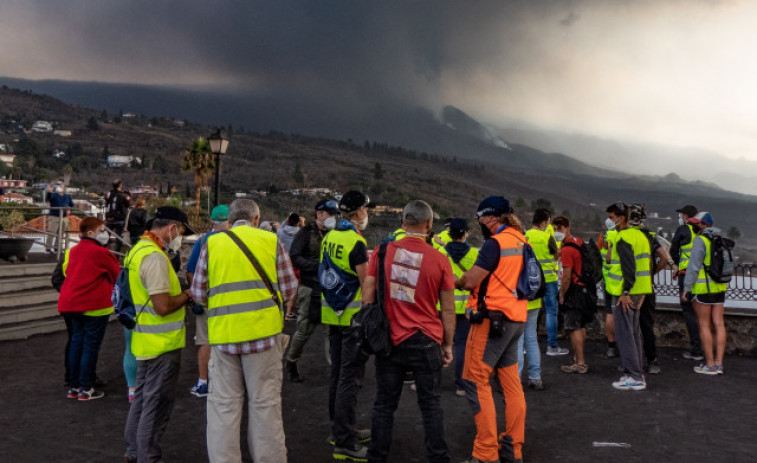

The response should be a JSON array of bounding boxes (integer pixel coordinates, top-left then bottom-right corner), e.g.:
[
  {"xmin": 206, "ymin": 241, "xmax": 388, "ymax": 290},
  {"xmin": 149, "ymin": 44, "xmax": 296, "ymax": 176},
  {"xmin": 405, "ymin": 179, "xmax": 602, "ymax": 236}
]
[
  {"xmin": 105, "ymin": 189, "xmax": 130, "ymax": 222},
  {"xmin": 289, "ymin": 222, "xmax": 327, "ymax": 288}
]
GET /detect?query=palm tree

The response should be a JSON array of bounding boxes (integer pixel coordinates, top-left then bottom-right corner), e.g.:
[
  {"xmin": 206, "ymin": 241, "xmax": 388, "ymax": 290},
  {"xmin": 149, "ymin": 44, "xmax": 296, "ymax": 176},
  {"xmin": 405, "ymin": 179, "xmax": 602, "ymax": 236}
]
[{"xmin": 182, "ymin": 137, "xmax": 214, "ymax": 216}]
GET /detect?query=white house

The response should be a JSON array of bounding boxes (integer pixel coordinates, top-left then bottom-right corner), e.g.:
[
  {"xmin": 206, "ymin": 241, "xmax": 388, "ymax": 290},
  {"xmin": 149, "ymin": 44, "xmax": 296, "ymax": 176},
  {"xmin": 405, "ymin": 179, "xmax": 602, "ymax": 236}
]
[
  {"xmin": 106, "ymin": 155, "xmax": 141, "ymax": 168},
  {"xmin": 0, "ymin": 153, "xmax": 14, "ymax": 168},
  {"xmin": 53, "ymin": 130, "xmax": 72, "ymax": 137},
  {"xmin": 0, "ymin": 192, "xmax": 33, "ymax": 204},
  {"xmin": 31, "ymin": 121, "xmax": 53, "ymax": 133}
]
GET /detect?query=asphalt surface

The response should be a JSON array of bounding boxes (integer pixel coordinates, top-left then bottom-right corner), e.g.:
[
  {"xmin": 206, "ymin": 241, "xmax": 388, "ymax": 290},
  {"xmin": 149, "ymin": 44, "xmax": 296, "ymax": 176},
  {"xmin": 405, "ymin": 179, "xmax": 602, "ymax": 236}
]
[{"xmin": 1, "ymin": 315, "xmax": 755, "ymax": 463}]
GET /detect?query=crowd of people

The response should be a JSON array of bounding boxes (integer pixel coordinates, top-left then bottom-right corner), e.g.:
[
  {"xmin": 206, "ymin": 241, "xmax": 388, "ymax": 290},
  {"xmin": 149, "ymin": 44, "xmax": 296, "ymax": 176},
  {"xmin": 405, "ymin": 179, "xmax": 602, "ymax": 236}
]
[{"xmin": 52, "ymin": 182, "xmax": 732, "ymax": 463}]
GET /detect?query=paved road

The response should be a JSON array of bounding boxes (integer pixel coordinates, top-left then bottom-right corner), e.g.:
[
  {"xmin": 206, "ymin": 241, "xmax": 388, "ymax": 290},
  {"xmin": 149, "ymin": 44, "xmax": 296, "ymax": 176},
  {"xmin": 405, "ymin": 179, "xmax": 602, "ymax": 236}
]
[{"xmin": 1, "ymin": 316, "xmax": 754, "ymax": 462}]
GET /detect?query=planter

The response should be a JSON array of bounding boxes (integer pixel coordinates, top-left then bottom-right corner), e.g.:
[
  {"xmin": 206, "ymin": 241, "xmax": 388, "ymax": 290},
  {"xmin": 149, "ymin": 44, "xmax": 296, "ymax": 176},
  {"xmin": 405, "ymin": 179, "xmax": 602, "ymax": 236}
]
[{"xmin": 0, "ymin": 237, "xmax": 36, "ymax": 262}]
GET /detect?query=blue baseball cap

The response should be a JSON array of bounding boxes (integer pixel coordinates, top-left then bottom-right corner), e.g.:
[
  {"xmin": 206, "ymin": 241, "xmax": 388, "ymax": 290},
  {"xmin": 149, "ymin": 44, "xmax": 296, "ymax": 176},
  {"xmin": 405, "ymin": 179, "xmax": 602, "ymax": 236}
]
[
  {"xmin": 475, "ymin": 196, "xmax": 512, "ymax": 219},
  {"xmin": 689, "ymin": 212, "xmax": 714, "ymax": 226}
]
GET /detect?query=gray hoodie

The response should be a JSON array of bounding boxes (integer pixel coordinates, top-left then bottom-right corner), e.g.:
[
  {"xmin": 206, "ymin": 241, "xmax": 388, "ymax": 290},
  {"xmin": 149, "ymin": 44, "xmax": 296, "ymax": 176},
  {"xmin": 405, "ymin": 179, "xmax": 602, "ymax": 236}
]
[
  {"xmin": 276, "ymin": 224, "xmax": 300, "ymax": 252},
  {"xmin": 683, "ymin": 227, "xmax": 722, "ymax": 292}
]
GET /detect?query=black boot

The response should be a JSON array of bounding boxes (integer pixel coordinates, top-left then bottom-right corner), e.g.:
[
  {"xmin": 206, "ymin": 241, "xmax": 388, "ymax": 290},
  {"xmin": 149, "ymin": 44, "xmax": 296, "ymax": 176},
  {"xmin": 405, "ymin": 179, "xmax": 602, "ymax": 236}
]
[{"xmin": 285, "ymin": 360, "xmax": 303, "ymax": 383}]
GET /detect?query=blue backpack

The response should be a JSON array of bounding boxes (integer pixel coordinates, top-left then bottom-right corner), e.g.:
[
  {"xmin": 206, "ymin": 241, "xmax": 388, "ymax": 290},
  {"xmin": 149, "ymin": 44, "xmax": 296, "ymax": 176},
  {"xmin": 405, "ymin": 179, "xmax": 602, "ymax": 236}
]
[
  {"xmin": 318, "ymin": 251, "xmax": 361, "ymax": 313},
  {"xmin": 516, "ymin": 242, "xmax": 546, "ymax": 301},
  {"xmin": 111, "ymin": 246, "xmax": 150, "ymax": 329}
]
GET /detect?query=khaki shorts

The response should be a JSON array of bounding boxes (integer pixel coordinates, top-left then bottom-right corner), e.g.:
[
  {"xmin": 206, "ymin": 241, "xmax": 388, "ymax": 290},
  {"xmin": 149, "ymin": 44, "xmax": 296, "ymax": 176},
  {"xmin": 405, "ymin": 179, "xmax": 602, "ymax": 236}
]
[{"xmin": 195, "ymin": 311, "xmax": 209, "ymax": 346}]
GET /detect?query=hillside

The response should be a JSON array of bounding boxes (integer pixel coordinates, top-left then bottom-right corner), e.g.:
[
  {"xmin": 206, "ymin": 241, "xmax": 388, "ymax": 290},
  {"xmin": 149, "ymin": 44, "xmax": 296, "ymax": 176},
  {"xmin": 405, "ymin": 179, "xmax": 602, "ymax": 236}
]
[{"xmin": 1, "ymin": 85, "xmax": 756, "ymax": 259}]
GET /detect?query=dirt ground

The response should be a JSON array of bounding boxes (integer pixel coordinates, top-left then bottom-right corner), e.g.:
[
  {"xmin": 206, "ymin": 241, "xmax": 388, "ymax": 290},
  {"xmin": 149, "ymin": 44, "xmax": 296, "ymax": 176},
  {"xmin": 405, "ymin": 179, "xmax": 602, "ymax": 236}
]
[{"xmin": 1, "ymin": 315, "xmax": 755, "ymax": 463}]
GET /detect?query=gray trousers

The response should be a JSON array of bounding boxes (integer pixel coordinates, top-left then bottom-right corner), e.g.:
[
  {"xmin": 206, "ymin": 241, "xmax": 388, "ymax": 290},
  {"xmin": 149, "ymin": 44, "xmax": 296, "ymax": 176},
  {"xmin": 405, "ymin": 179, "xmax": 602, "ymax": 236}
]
[
  {"xmin": 207, "ymin": 335, "xmax": 288, "ymax": 463},
  {"xmin": 612, "ymin": 298, "xmax": 644, "ymax": 382},
  {"xmin": 286, "ymin": 285, "xmax": 319, "ymax": 364},
  {"xmin": 124, "ymin": 349, "xmax": 182, "ymax": 463}
]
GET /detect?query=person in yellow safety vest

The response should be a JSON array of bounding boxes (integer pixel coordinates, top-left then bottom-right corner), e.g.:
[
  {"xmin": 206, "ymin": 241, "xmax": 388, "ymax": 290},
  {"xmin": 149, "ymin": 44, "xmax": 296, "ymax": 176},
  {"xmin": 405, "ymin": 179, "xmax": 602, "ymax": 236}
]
[
  {"xmin": 605, "ymin": 202, "xmax": 652, "ymax": 392},
  {"xmin": 321, "ymin": 190, "xmax": 374, "ymax": 461},
  {"xmin": 628, "ymin": 205, "xmax": 668, "ymax": 376},
  {"xmin": 124, "ymin": 206, "xmax": 195, "ymax": 463},
  {"xmin": 682, "ymin": 212, "xmax": 728, "ymax": 376},
  {"xmin": 527, "ymin": 208, "xmax": 567, "ymax": 356},
  {"xmin": 599, "ymin": 218, "xmax": 619, "ymax": 358},
  {"xmin": 671, "ymin": 205, "xmax": 704, "ymax": 361},
  {"xmin": 189, "ymin": 199, "xmax": 295, "ymax": 462},
  {"xmin": 437, "ymin": 218, "xmax": 478, "ymax": 397},
  {"xmin": 458, "ymin": 196, "xmax": 528, "ymax": 463},
  {"xmin": 432, "ymin": 217, "xmax": 453, "ymax": 250}
]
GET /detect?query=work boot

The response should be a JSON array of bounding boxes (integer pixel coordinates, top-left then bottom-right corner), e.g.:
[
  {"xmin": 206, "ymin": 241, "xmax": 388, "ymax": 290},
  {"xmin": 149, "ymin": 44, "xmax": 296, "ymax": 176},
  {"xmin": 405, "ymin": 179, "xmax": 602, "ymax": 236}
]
[{"xmin": 285, "ymin": 360, "xmax": 303, "ymax": 383}]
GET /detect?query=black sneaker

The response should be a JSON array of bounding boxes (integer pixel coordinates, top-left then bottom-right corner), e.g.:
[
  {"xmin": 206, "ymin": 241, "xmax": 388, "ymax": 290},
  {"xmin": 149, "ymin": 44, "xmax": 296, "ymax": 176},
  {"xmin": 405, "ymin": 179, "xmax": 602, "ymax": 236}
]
[
  {"xmin": 78, "ymin": 388, "xmax": 105, "ymax": 401},
  {"xmin": 327, "ymin": 429, "xmax": 371, "ymax": 445},
  {"xmin": 285, "ymin": 360, "xmax": 303, "ymax": 383},
  {"xmin": 333, "ymin": 444, "xmax": 367, "ymax": 462}
]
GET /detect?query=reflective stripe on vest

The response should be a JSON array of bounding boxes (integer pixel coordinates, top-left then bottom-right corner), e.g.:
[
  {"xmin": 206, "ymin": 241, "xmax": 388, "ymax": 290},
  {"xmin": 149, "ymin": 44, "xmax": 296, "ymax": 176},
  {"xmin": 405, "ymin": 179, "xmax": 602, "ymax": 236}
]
[
  {"xmin": 320, "ymin": 229, "xmax": 366, "ymax": 326},
  {"xmin": 467, "ymin": 228, "xmax": 528, "ymax": 323},
  {"xmin": 62, "ymin": 249, "xmax": 70, "ymax": 277},
  {"xmin": 692, "ymin": 235, "xmax": 728, "ymax": 295},
  {"xmin": 605, "ymin": 228, "xmax": 653, "ymax": 296},
  {"xmin": 438, "ymin": 245, "xmax": 479, "ymax": 314},
  {"xmin": 525, "ymin": 229, "xmax": 558, "ymax": 283},
  {"xmin": 206, "ymin": 226, "xmax": 283, "ymax": 344},
  {"xmin": 679, "ymin": 224, "xmax": 695, "ymax": 271},
  {"xmin": 127, "ymin": 239, "xmax": 185, "ymax": 358},
  {"xmin": 601, "ymin": 230, "xmax": 618, "ymax": 280}
]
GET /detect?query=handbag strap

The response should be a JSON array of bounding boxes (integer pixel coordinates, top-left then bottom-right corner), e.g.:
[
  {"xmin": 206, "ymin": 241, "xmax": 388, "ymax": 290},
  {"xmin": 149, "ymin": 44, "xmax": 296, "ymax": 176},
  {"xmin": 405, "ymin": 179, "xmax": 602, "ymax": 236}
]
[
  {"xmin": 376, "ymin": 242, "xmax": 388, "ymax": 311},
  {"xmin": 223, "ymin": 230, "xmax": 282, "ymax": 309}
]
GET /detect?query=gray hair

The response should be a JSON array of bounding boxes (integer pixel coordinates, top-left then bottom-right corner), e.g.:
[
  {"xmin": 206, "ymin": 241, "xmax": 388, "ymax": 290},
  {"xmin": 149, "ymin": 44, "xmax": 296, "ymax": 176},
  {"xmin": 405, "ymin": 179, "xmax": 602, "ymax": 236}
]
[
  {"xmin": 402, "ymin": 200, "xmax": 434, "ymax": 226},
  {"xmin": 228, "ymin": 199, "xmax": 260, "ymax": 224}
]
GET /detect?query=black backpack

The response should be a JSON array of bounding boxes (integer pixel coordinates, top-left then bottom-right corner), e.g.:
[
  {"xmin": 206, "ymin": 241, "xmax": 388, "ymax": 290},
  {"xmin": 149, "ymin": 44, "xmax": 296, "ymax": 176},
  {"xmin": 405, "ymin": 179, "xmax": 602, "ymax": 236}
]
[
  {"xmin": 706, "ymin": 235, "xmax": 735, "ymax": 284},
  {"xmin": 562, "ymin": 239, "xmax": 603, "ymax": 287}
]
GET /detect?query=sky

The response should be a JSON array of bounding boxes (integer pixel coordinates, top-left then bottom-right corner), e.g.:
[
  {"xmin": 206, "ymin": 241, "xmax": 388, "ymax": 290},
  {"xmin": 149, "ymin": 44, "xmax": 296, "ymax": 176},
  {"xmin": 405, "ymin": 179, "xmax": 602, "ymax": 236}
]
[{"xmin": 2, "ymin": 0, "xmax": 757, "ymax": 163}]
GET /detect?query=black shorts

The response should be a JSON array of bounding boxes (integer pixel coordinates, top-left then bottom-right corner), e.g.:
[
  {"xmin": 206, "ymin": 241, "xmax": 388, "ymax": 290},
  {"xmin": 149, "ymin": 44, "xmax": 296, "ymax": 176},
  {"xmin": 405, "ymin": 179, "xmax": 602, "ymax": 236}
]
[
  {"xmin": 563, "ymin": 307, "xmax": 588, "ymax": 331},
  {"xmin": 693, "ymin": 292, "xmax": 726, "ymax": 305}
]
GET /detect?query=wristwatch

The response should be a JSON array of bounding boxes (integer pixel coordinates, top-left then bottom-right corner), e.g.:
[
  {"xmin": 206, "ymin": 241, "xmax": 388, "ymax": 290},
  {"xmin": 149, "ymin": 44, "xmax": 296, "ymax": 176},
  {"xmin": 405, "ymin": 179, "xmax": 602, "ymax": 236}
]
[{"xmin": 622, "ymin": 291, "xmax": 630, "ymax": 296}]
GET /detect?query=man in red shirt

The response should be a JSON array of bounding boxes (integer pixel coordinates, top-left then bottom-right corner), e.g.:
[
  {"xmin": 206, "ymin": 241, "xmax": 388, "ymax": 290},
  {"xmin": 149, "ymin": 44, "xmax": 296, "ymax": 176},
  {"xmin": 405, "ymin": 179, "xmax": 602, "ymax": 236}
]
[
  {"xmin": 362, "ymin": 199, "xmax": 455, "ymax": 463},
  {"xmin": 554, "ymin": 216, "xmax": 590, "ymax": 374}
]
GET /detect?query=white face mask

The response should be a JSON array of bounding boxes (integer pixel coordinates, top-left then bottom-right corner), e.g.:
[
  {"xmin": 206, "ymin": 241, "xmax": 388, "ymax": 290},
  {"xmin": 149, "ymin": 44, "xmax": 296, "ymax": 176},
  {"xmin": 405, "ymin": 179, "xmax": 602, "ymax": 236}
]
[
  {"xmin": 553, "ymin": 231, "xmax": 565, "ymax": 242},
  {"xmin": 355, "ymin": 215, "xmax": 368, "ymax": 231},
  {"xmin": 166, "ymin": 226, "xmax": 182, "ymax": 253},
  {"xmin": 323, "ymin": 216, "xmax": 337, "ymax": 230},
  {"xmin": 605, "ymin": 218, "xmax": 616, "ymax": 231},
  {"xmin": 95, "ymin": 230, "xmax": 109, "ymax": 246},
  {"xmin": 678, "ymin": 216, "xmax": 685, "ymax": 226}
]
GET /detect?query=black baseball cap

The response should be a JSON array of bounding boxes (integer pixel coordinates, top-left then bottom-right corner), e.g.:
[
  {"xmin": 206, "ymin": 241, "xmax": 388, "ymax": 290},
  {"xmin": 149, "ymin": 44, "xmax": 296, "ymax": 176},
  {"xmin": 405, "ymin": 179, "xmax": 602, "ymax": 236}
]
[
  {"xmin": 676, "ymin": 205, "xmax": 698, "ymax": 218},
  {"xmin": 449, "ymin": 218, "xmax": 469, "ymax": 234},
  {"xmin": 315, "ymin": 198, "xmax": 340, "ymax": 214},
  {"xmin": 339, "ymin": 191, "xmax": 375, "ymax": 214},
  {"xmin": 145, "ymin": 206, "xmax": 195, "ymax": 235}
]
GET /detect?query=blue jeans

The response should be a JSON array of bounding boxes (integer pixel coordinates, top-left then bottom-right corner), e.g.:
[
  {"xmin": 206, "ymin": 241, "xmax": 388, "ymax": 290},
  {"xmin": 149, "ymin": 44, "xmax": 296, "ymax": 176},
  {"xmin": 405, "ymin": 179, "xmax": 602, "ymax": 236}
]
[
  {"xmin": 453, "ymin": 314, "xmax": 471, "ymax": 390},
  {"xmin": 368, "ymin": 331, "xmax": 450, "ymax": 463},
  {"xmin": 544, "ymin": 281, "xmax": 559, "ymax": 348},
  {"xmin": 65, "ymin": 313, "xmax": 109, "ymax": 390},
  {"xmin": 518, "ymin": 309, "xmax": 542, "ymax": 380}
]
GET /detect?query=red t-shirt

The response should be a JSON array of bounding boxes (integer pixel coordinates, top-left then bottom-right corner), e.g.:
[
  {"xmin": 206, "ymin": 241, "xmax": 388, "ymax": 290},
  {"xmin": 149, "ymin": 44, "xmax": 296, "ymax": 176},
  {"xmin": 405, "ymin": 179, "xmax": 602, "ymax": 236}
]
[
  {"xmin": 561, "ymin": 236, "xmax": 584, "ymax": 286},
  {"xmin": 367, "ymin": 237, "xmax": 455, "ymax": 346}
]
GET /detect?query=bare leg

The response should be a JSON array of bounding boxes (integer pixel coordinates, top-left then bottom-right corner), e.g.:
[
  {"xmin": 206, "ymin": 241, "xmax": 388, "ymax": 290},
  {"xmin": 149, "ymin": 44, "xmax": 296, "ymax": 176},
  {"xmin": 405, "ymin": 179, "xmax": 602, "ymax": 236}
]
[
  {"xmin": 694, "ymin": 302, "xmax": 714, "ymax": 366},
  {"xmin": 569, "ymin": 329, "xmax": 586, "ymax": 364},
  {"xmin": 605, "ymin": 314, "xmax": 615, "ymax": 343},
  {"xmin": 198, "ymin": 345, "xmax": 210, "ymax": 381},
  {"xmin": 711, "ymin": 304, "xmax": 726, "ymax": 366}
]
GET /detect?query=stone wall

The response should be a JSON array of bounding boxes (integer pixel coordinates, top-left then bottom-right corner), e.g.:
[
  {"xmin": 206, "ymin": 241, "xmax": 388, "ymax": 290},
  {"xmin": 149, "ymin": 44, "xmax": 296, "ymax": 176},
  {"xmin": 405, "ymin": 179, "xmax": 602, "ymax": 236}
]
[{"xmin": 582, "ymin": 305, "xmax": 757, "ymax": 356}]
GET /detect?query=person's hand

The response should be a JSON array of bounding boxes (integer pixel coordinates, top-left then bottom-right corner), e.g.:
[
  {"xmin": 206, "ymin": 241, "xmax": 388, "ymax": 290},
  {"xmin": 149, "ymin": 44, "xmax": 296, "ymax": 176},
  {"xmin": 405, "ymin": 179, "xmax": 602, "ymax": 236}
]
[
  {"xmin": 617, "ymin": 293, "xmax": 633, "ymax": 312},
  {"xmin": 558, "ymin": 293, "xmax": 565, "ymax": 305},
  {"xmin": 681, "ymin": 291, "xmax": 690, "ymax": 303},
  {"xmin": 441, "ymin": 344, "xmax": 453, "ymax": 368},
  {"xmin": 634, "ymin": 294, "xmax": 645, "ymax": 310},
  {"xmin": 672, "ymin": 265, "xmax": 679, "ymax": 280},
  {"xmin": 184, "ymin": 289, "xmax": 194, "ymax": 304}
]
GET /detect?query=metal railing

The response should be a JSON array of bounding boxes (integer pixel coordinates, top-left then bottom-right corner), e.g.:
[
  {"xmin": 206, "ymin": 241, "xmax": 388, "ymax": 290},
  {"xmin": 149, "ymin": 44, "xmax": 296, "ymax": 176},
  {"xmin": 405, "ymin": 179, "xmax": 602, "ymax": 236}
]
[{"xmin": 652, "ymin": 263, "xmax": 757, "ymax": 302}]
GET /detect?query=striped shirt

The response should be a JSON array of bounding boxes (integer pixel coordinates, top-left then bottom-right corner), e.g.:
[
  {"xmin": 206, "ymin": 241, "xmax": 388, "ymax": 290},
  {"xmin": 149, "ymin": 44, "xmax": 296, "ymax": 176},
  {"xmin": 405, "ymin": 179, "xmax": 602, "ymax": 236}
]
[{"xmin": 190, "ymin": 220, "xmax": 297, "ymax": 354}]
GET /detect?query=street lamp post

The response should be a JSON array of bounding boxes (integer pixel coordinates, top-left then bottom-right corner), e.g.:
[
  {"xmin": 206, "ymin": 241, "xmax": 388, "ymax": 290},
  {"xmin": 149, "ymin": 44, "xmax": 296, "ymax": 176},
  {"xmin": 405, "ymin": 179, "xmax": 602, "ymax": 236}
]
[{"xmin": 207, "ymin": 129, "xmax": 229, "ymax": 208}]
